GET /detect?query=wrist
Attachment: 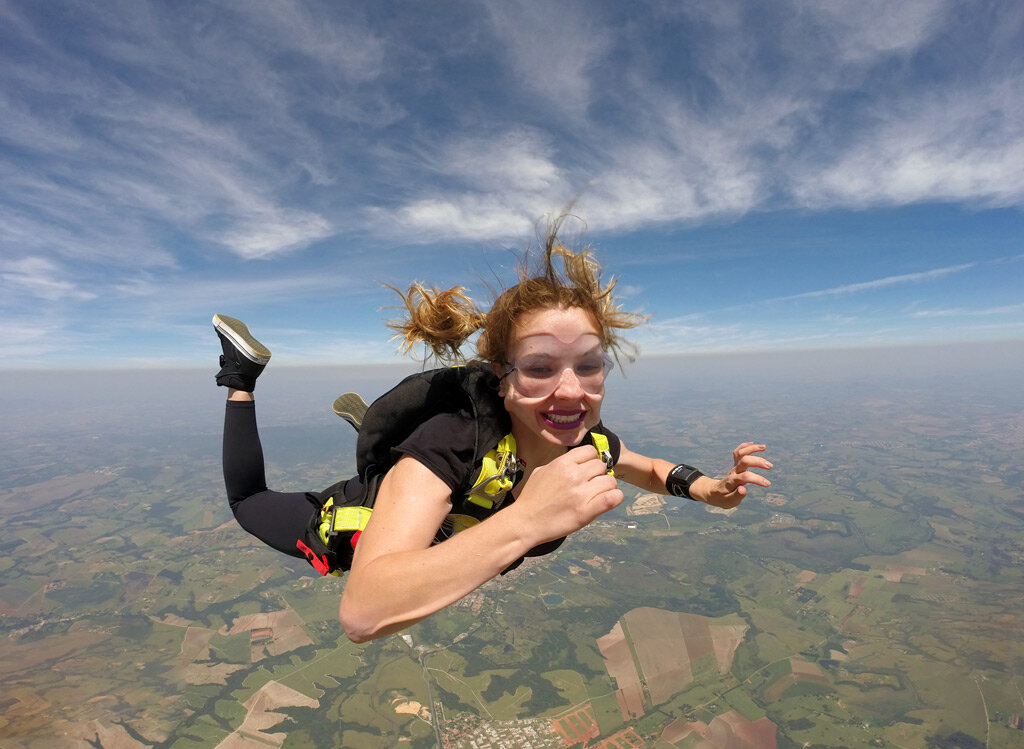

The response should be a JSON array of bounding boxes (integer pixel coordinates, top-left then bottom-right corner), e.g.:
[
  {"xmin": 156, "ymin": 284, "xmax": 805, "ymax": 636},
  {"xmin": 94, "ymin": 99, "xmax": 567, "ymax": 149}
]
[
  {"xmin": 665, "ymin": 463, "xmax": 705, "ymax": 501},
  {"xmin": 496, "ymin": 500, "xmax": 551, "ymax": 551}
]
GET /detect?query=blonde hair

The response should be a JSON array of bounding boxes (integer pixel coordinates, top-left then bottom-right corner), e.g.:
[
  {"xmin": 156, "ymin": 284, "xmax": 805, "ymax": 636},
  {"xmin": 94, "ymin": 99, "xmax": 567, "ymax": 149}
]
[{"xmin": 388, "ymin": 224, "xmax": 645, "ymax": 366}]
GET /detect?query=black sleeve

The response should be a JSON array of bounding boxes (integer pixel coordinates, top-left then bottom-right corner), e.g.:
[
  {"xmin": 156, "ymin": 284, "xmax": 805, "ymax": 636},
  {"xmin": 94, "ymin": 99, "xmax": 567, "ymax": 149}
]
[{"xmin": 391, "ymin": 412, "xmax": 478, "ymax": 496}]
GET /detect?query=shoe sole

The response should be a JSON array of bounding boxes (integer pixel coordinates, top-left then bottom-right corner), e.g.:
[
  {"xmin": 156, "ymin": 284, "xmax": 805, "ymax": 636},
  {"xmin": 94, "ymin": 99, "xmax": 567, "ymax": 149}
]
[
  {"xmin": 212, "ymin": 314, "xmax": 272, "ymax": 364},
  {"xmin": 332, "ymin": 392, "xmax": 369, "ymax": 431}
]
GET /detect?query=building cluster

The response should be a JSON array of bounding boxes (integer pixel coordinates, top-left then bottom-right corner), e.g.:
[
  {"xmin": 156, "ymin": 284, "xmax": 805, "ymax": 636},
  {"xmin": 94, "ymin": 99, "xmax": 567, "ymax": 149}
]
[{"xmin": 441, "ymin": 713, "xmax": 562, "ymax": 748}]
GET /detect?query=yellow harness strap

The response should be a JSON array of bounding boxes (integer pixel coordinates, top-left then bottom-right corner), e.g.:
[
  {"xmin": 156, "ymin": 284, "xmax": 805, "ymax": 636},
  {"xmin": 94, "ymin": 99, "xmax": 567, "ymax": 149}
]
[
  {"xmin": 591, "ymin": 432, "xmax": 615, "ymax": 476},
  {"xmin": 466, "ymin": 431, "xmax": 614, "ymax": 510},
  {"xmin": 316, "ymin": 497, "xmax": 373, "ymax": 546},
  {"xmin": 466, "ymin": 434, "xmax": 519, "ymax": 509}
]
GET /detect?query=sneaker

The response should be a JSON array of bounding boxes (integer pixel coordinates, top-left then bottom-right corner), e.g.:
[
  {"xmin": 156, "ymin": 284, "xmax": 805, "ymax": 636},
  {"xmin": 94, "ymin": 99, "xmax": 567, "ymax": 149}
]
[
  {"xmin": 212, "ymin": 314, "xmax": 272, "ymax": 392},
  {"xmin": 332, "ymin": 392, "xmax": 369, "ymax": 432}
]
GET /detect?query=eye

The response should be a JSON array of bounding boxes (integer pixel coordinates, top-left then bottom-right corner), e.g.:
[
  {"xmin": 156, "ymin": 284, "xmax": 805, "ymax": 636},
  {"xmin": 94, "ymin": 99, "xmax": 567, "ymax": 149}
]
[
  {"xmin": 575, "ymin": 358, "xmax": 605, "ymax": 376},
  {"xmin": 522, "ymin": 364, "xmax": 554, "ymax": 378}
]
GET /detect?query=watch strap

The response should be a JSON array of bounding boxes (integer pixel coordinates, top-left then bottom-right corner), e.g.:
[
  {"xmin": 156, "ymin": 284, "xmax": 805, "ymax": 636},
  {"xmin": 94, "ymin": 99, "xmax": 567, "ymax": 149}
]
[{"xmin": 666, "ymin": 463, "xmax": 704, "ymax": 500}]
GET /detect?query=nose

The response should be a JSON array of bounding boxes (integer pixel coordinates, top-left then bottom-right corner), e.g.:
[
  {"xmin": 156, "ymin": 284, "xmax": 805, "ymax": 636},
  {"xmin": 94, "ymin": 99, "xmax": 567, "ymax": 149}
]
[{"xmin": 551, "ymin": 366, "xmax": 585, "ymax": 398}]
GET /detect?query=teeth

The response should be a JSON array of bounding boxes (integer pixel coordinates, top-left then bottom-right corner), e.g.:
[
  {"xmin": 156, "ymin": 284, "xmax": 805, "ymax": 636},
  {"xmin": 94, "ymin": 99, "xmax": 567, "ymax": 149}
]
[{"xmin": 547, "ymin": 412, "xmax": 583, "ymax": 423}]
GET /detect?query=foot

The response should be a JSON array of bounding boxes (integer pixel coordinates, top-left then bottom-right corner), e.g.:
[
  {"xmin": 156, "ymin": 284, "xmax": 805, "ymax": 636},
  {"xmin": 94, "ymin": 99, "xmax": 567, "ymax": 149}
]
[
  {"xmin": 213, "ymin": 314, "xmax": 272, "ymax": 392},
  {"xmin": 332, "ymin": 393, "xmax": 369, "ymax": 432}
]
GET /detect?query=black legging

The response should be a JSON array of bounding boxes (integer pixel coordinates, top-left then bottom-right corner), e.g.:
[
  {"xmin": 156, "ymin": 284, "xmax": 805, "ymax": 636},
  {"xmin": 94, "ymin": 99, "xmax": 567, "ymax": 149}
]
[{"xmin": 223, "ymin": 400, "xmax": 321, "ymax": 559}]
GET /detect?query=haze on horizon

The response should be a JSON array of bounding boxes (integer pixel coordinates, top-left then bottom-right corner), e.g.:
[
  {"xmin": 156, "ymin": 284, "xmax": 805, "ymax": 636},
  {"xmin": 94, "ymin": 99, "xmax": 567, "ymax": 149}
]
[{"xmin": 2, "ymin": 339, "xmax": 1019, "ymax": 445}]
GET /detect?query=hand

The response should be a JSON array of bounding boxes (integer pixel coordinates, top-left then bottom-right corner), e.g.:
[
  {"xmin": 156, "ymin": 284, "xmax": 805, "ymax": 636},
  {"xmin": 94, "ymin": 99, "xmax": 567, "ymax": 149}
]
[
  {"xmin": 509, "ymin": 445, "xmax": 624, "ymax": 543},
  {"xmin": 703, "ymin": 442, "xmax": 772, "ymax": 509}
]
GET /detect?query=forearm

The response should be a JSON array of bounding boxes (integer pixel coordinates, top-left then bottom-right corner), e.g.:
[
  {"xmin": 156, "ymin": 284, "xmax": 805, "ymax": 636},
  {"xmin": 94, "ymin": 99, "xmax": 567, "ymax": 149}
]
[
  {"xmin": 617, "ymin": 441, "xmax": 770, "ymax": 510},
  {"xmin": 616, "ymin": 450, "xmax": 713, "ymax": 502},
  {"xmin": 617, "ymin": 455, "xmax": 682, "ymax": 495},
  {"xmin": 340, "ymin": 508, "xmax": 534, "ymax": 642}
]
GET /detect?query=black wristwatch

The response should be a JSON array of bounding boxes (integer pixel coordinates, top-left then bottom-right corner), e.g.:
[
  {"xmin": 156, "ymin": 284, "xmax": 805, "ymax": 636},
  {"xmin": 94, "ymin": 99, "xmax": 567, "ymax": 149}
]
[{"xmin": 666, "ymin": 463, "xmax": 705, "ymax": 500}]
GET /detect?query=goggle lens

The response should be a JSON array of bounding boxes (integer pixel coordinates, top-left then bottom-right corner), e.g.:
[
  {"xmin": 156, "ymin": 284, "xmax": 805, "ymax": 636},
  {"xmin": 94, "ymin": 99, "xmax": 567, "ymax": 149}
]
[{"xmin": 503, "ymin": 352, "xmax": 613, "ymax": 397}]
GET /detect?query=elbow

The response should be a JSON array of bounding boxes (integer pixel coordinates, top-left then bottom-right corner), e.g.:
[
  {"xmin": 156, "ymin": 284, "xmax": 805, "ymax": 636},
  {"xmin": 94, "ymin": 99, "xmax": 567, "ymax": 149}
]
[
  {"xmin": 338, "ymin": 601, "xmax": 379, "ymax": 644},
  {"xmin": 344, "ymin": 627, "xmax": 375, "ymax": 645},
  {"xmin": 338, "ymin": 596, "xmax": 394, "ymax": 644}
]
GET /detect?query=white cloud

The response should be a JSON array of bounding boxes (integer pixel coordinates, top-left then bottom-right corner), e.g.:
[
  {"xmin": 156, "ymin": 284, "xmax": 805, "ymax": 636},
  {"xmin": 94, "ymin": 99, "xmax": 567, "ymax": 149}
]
[
  {"xmin": 912, "ymin": 302, "xmax": 1024, "ymax": 319},
  {"xmin": 772, "ymin": 264, "xmax": 976, "ymax": 302},
  {"xmin": 792, "ymin": 77, "xmax": 1024, "ymax": 209},
  {"xmin": 484, "ymin": 0, "xmax": 612, "ymax": 116},
  {"xmin": 795, "ymin": 0, "xmax": 951, "ymax": 63},
  {"xmin": 441, "ymin": 130, "xmax": 563, "ymax": 193},
  {"xmin": 7, "ymin": 0, "xmax": 1022, "ymax": 257},
  {"xmin": 0, "ymin": 1, "xmax": 343, "ymax": 263},
  {"xmin": 368, "ymin": 128, "xmax": 572, "ymax": 240},
  {"xmin": 0, "ymin": 257, "xmax": 97, "ymax": 302},
  {"xmin": 572, "ymin": 0, "xmax": 1023, "ymax": 230},
  {"xmin": 378, "ymin": 196, "xmax": 537, "ymax": 243}
]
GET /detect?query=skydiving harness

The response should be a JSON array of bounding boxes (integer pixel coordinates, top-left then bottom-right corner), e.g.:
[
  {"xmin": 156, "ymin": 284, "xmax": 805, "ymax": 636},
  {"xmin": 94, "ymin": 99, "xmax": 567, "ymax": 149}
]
[
  {"xmin": 296, "ymin": 364, "xmax": 616, "ymax": 576},
  {"xmin": 465, "ymin": 430, "xmax": 613, "ymax": 510}
]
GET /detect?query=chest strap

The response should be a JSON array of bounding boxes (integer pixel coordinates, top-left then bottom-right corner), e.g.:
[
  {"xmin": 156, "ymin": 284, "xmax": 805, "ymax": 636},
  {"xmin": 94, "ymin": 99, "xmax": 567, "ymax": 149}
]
[
  {"xmin": 466, "ymin": 431, "xmax": 615, "ymax": 511},
  {"xmin": 466, "ymin": 434, "xmax": 519, "ymax": 510}
]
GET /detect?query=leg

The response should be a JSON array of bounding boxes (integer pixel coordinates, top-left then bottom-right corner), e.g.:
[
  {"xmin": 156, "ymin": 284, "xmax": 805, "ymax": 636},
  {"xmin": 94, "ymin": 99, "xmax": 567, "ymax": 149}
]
[
  {"xmin": 214, "ymin": 314, "xmax": 315, "ymax": 560},
  {"xmin": 223, "ymin": 399, "xmax": 318, "ymax": 559}
]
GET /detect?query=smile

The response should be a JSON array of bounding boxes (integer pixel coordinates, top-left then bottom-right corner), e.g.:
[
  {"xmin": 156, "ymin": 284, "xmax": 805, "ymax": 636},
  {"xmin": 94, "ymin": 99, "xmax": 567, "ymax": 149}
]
[{"xmin": 543, "ymin": 410, "xmax": 586, "ymax": 429}]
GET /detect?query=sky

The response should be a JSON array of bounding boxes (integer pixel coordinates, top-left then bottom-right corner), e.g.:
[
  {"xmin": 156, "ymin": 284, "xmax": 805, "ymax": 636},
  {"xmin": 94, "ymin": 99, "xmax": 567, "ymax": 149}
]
[{"xmin": 1, "ymin": 0, "xmax": 1023, "ymax": 370}]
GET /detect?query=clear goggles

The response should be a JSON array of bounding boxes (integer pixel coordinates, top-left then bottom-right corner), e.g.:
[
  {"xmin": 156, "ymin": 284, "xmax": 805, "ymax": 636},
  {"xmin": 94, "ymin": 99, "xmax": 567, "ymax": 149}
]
[{"xmin": 500, "ymin": 334, "xmax": 613, "ymax": 398}]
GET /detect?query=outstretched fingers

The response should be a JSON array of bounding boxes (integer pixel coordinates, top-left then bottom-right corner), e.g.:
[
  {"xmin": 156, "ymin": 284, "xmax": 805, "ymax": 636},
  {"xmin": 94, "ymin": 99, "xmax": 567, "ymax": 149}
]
[
  {"xmin": 728, "ymin": 468, "xmax": 771, "ymax": 490},
  {"xmin": 733, "ymin": 442, "xmax": 767, "ymax": 462},
  {"xmin": 735, "ymin": 443, "xmax": 771, "ymax": 469},
  {"xmin": 726, "ymin": 443, "xmax": 773, "ymax": 490}
]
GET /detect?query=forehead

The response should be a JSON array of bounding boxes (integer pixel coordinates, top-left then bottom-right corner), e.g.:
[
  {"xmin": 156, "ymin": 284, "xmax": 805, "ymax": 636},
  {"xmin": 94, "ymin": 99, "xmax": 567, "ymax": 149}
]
[{"xmin": 510, "ymin": 307, "xmax": 602, "ymax": 354}]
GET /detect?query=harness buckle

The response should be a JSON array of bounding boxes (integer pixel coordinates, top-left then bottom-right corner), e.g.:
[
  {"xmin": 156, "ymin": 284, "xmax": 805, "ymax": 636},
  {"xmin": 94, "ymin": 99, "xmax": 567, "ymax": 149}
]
[{"xmin": 467, "ymin": 436, "xmax": 519, "ymax": 510}]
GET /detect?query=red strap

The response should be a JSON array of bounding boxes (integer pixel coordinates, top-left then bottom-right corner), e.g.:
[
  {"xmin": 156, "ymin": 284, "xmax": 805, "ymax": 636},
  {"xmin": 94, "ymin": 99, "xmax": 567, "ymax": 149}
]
[
  {"xmin": 350, "ymin": 530, "xmax": 362, "ymax": 548},
  {"xmin": 296, "ymin": 539, "xmax": 331, "ymax": 576}
]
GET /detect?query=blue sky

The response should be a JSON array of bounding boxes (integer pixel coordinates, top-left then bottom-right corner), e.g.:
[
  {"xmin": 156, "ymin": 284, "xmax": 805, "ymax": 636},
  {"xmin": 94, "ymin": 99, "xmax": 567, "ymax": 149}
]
[{"xmin": 1, "ymin": 0, "xmax": 1022, "ymax": 370}]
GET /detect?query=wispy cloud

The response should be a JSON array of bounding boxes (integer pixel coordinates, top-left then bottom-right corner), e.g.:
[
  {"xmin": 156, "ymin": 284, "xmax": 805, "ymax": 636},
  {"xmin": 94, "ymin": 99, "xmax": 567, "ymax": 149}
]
[
  {"xmin": 0, "ymin": 256, "xmax": 97, "ymax": 302},
  {"xmin": 375, "ymin": 0, "xmax": 1024, "ymax": 238},
  {"xmin": 484, "ymin": 0, "xmax": 612, "ymax": 117},
  {"xmin": 5, "ymin": 0, "xmax": 1022, "ymax": 256},
  {"xmin": 912, "ymin": 302, "xmax": 1024, "ymax": 319},
  {"xmin": 771, "ymin": 264, "xmax": 976, "ymax": 302}
]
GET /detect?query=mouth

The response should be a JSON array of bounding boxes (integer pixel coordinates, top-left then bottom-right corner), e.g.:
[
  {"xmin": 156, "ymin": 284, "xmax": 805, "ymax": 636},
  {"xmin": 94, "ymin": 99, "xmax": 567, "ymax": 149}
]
[{"xmin": 543, "ymin": 410, "xmax": 587, "ymax": 430}]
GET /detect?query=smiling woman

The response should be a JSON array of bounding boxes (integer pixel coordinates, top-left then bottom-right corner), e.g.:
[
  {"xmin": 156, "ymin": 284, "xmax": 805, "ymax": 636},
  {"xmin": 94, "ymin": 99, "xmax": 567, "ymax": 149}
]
[{"xmin": 213, "ymin": 220, "xmax": 773, "ymax": 643}]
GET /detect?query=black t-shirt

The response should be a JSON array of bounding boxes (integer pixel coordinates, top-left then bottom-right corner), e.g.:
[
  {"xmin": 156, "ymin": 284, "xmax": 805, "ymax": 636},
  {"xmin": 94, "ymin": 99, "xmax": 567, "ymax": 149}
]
[
  {"xmin": 391, "ymin": 411, "xmax": 621, "ymax": 570},
  {"xmin": 392, "ymin": 410, "xmax": 621, "ymax": 500}
]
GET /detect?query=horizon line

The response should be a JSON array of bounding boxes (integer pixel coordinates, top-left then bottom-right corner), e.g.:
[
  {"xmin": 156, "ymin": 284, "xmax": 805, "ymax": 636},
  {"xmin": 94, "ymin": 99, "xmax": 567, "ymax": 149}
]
[{"xmin": 2, "ymin": 337, "xmax": 1022, "ymax": 374}]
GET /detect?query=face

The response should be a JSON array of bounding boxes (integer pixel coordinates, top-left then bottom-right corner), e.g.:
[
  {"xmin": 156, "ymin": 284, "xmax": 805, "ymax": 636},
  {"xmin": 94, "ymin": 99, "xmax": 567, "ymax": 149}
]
[{"xmin": 497, "ymin": 306, "xmax": 607, "ymax": 454}]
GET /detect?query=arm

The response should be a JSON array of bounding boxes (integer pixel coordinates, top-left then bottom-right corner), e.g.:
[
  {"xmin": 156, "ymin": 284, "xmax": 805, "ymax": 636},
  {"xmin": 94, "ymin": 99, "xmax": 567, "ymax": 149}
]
[
  {"xmin": 339, "ymin": 447, "xmax": 621, "ymax": 642},
  {"xmin": 614, "ymin": 441, "xmax": 772, "ymax": 509}
]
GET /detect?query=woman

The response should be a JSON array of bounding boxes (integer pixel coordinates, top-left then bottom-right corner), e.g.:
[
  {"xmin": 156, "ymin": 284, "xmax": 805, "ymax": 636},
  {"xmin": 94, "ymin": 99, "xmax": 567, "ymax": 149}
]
[{"xmin": 215, "ymin": 234, "xmax": 772, "ymax": 643}]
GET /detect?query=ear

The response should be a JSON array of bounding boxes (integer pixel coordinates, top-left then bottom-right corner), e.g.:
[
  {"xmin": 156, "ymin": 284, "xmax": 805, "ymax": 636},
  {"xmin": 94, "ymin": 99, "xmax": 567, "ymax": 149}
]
[{"xmin": 491, "ymin": 362, "xmax": 508, "ymax": 396}]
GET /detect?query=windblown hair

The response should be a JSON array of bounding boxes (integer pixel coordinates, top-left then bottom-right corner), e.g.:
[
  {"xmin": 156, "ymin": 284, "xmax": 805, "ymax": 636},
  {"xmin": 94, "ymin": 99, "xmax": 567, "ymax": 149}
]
[{"xmin": 388, "ymin": 221, "xmax": 646, "ymax": 366}]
